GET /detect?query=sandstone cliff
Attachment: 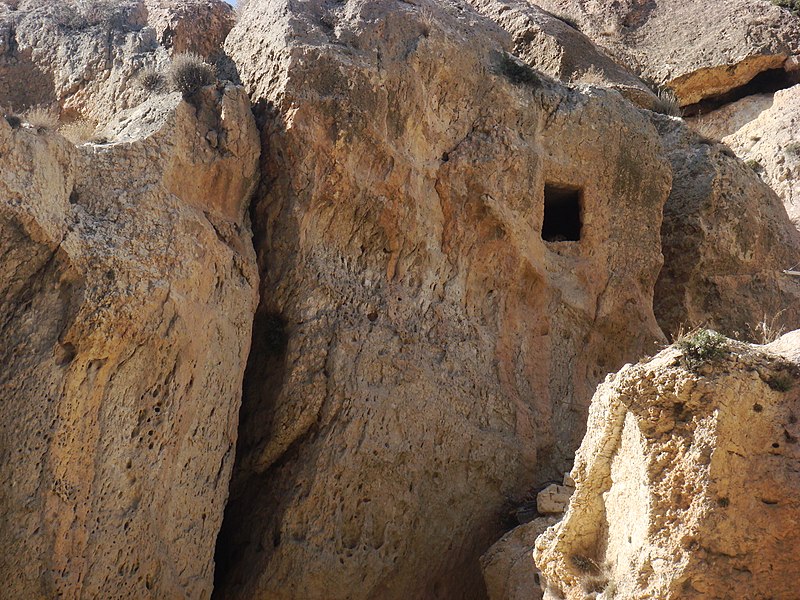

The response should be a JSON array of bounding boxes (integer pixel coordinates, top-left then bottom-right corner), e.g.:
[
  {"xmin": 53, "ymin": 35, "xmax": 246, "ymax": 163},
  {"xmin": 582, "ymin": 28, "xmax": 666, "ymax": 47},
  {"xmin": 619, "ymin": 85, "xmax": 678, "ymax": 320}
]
[{"xmin": 0, "ymin": 82, "xmax": 260, "ymax": 598}]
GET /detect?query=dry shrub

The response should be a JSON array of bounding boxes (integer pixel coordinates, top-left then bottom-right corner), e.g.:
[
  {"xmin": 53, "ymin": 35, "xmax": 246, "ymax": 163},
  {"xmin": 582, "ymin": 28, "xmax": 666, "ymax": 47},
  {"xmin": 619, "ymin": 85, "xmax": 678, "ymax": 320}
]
[
  {"xmin": 59, "ymin": 119, "xmax": 98, "ymax": 145},
  {"xmin": 576, "ymin": 66, "xmax": 607, "ymax": 86},
  {"xmin": 23, "ymin": 106, "xmax": 59, "ymax": 131},
  {"xmin": 653, "ymin": 87, "xmax": 682, "ymax": 117},
  {"xmin": 139, "ymin": 67, "xmax": 166, "ymax": 93},
  {"xmin": 169, "ymin": 53, "xmax": 216, "ymax": 98}
]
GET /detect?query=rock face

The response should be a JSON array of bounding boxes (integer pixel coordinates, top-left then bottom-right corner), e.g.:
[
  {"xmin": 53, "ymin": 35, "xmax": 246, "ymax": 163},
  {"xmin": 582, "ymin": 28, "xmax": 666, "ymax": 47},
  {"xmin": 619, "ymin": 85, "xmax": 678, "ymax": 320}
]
[
  {"xmin": 691, "ymin": 85, "xmax": 800, "ymax": 229},
  {"xmin": 145, "ymin": 0, "xmax": 234, "ymax": 57},
  {"xmin": 464, "ymin": 0, "xmax": 657, "ymax": 108},
  {"xmin": 0, "ymin": 0, "xmax": 232, "ymax": 123},
  {"xmin": 531, "ymin": 0, "xmax": 800, "ymax": 105},
  {"xmin": 0, "ymin": 83, "xmax": 260, "ymax": 598},
  {"xmin": 217, "ymin": 0, "xmax": 672, "ymax": 597},
  {"xmin": 652, "ymin": 113, "xmax": 800, "ymax": 342},
  {"xmin": 535, "ymin": 331, "xmax": 800, "ymax": 599}
]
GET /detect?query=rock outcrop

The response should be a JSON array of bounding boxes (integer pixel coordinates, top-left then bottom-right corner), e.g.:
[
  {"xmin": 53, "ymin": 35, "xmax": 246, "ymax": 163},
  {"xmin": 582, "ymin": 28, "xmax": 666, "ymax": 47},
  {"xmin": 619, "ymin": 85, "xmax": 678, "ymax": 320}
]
[
  {"xmin": 0, "ymin": 83, "xmax": 260, "ymax": 598},
  {"xmin": 652, "ymin": 113, "xmax": 800, "ymax": 341},
  {"xmin": 217, "ymin": 0, "xmax": 673, "ymax": 597},
  {"xmin": 0, "ymin": 0, "xmax": 233, "ymax": 123},
  {"xmin": 464, "ymin": 0, "xmax": 657, "ymax": 108},
  {"xmin": 531, "ymin": 0, "xmax": 800, "ymax": 105},
  {"xmin": 691, "ymin": 85, "xmax": 800, "ymax": 229},
  {"xmin": 535, "ymin": 330, "xmax": 800, "ymax": 599}
]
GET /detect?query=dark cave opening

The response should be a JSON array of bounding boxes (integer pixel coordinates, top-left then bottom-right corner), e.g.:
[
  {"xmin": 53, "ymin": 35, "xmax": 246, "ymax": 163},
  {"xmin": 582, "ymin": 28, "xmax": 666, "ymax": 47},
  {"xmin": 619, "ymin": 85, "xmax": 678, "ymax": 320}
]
[{"xmin": 542, "ymin": 184, "xmax": 583, "ymax": 243}]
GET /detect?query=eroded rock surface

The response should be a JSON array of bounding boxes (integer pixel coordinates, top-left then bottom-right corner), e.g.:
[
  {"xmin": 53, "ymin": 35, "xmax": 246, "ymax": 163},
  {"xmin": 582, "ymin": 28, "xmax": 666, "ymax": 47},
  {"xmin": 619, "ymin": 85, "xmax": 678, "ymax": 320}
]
[
  {"xmin": 217, "ymin": 0, "xmax": 672, "ymax": 597},
  {"xmin": 535, "ymin": 331, "xmax": 800, "ymax": 599},
  {"xmin": 652, "ymin": 113, "xmax": 800, "ymax": 341},
  {"xmin": 464, "ymin": 0, "xmax": 657, "ymax": 108},
  {"xmin": 0, "ymin": 0, "xmax": 232, "ymax": 123},
  {"xmin": 531, "ymin": 0, "xmax": 800, "ymax": 105},
  {"xmin": 0, "ymin": 83, "xmax": 260, "ymax": 598},
  {"xmin": 692, "ymin": 85, "xmax": 800, "ymax": 230}
]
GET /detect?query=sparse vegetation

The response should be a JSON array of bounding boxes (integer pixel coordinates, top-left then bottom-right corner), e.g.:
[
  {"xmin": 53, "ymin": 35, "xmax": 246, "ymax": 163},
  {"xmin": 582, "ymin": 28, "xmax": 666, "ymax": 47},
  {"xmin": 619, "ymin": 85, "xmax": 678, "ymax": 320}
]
[
  {"xmin": 784, "ymin": 141, "xmax": 800, "ymax": 156},
  {"xmin": 59, "ymin": 119, "xmax": 98, "ymax": 145},
  {"xmin": 772, "ymin": 0, "xmax": 800, "ymax": 14},
  {"xmin": 753, "ymin": 311, "xmax": 786, "ymax": 344},
  {"xmin": 23, "ymin": 106, "xmax": 59, "ymax": 131},
  {"xmin": 677, "ymin": 329, "xmax": 730, "ymax": 370},
  {"xmin": 767, "ymin": 372, "xmax": 794, "ymax": 392},
  {"xmin": 169, "ymin": 53, "xmax": 216, "ymax": 98},
  {"xmin": 139, "ymin": 67, "xmax": 166, "ymax": 93},
  {"xmin": 653, "ymin": 87, "xmax": 682, "ymax": 117},
  {"xmin": 496, "ymin": 52, "xmax": 542, "ymax": 88},
  {"xmin": 745, "ymin": 158, "xmax": 764, "ymax": 172},
  {"xmin": 576, "ymin": 66, "xmax": 607, "ymax": 86}
]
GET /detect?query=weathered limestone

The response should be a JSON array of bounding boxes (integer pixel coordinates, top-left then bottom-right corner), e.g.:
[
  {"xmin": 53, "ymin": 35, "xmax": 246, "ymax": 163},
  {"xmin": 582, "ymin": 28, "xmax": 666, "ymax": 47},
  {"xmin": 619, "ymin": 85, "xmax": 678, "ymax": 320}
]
[
  {"xmin": 464, "ymin": 0, "xmax": 657, "ymax": 108},
  {"xmin": 652, "ymin": 113, "xmax": 800, "ymax": 341},
  {"xmin": 0, "ymin": 0, "xmax": 233, "ymax": 123},
  {"xmin": 535, "ymin": 331, "xmax": 800, "ymax": 599},
  {"xmin": 0, "ymin": 82, "xmax": 260, "ymax": 598},
  {"xmin": 691, "ymin": 85, "xmax": 800, "ymax": 229},
  {"xmin": 531, "ymin": 0, "xmax": 800, "ymax": 105},
  {"xmin": 218, "ymin": 0, "xmax": 672, "ymax": 597}
]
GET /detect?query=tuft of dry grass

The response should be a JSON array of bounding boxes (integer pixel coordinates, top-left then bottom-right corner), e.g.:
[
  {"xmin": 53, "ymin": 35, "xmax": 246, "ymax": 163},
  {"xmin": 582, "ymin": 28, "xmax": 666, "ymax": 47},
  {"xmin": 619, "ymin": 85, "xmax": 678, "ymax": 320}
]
[
  {"xmin": 752, "ymin": 310, "xmax": 787, "ymax": 344},
  {"xmin": 576, "ymin": 66, "xmax": 607, "ymax": 86},
  {"xmin": 23, "ymin": 106, "xmax": 59, "ymax": 131},
  {"xmin": 169, "ymin": 53, "xmax": 216, "ymax": 98},
  {"xmin": 59, "ymin": 119, "xmax": 98, "ymax": 145},
  {"xmin": 653, "ymin": 87, "xmax": 682, "ymax": 117}
]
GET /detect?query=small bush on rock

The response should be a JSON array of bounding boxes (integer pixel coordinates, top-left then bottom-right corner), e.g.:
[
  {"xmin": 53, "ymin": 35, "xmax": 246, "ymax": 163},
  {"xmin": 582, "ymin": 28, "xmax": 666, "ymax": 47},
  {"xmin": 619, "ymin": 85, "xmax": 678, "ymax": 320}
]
[
  {"xmin": 169, "ymin": 53, "xmax": 216, "ymax": 98},
  {"xmin": 677, "ymin": 329, "xmax": 730, "ymax": 370},
  {"xmin": 139, "ymin": 67, "xmax": 166, "ymax": 93},
  {"xmin": 59, "ymin": 119, "xmax": 98, "ymax": 145}
]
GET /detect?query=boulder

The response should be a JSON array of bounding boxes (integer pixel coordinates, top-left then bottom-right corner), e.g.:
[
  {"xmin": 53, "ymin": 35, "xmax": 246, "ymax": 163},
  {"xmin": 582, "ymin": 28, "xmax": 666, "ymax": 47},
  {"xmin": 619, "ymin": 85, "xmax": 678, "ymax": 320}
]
[
  {"xmin": 217, "ymin": 0, "xmax": 672, "ymax": 597},
  {"xmin": 0, "ymin": 82, "xmax": 260, "ymax": 598},
  {"xmin": 531, "ymin": 0, "xmax": 800, "ymax": 105},
  {"xmin": 481, "ymin": 516, "xmax": 558, "ymax": 600},
  {"xmin": 652, "ymin": 113, "xmax": 800, "ymax": 342},
  {"xmin": 535, "ymin": 330, "xmax": 800, "ymax": 599}
]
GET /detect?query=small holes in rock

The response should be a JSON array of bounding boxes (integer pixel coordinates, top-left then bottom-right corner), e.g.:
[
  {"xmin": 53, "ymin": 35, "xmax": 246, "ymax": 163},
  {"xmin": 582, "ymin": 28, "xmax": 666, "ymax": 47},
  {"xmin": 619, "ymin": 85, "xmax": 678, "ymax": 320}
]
[
  {"xmin": 717, "ymin": 497, "xmax": 729, "ymax": 507},
  {"xmin": 772, "ymin": 442, "xmax": 780, "ymax": 448},
  {"xmin": 367, "ymin": 311, "xmax": 378, "ymax": 322},
  {"xmin": 753, "ymin": 403, "xmax": 763, "ymax": 412},
  {"xmin": 69, "ymin": 190, "xmax": 79, "ymax": 205},
  {"xmin": 542, "ymin": 184, "xmax": 583, "ymax": 242}
]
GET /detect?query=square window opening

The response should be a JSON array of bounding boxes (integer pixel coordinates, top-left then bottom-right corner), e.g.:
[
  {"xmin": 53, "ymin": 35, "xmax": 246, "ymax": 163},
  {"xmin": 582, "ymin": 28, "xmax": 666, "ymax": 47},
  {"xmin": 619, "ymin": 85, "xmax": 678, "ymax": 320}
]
[{"xmin": 542, "ymin": 184, "xmax": 582, "ymax": 242}]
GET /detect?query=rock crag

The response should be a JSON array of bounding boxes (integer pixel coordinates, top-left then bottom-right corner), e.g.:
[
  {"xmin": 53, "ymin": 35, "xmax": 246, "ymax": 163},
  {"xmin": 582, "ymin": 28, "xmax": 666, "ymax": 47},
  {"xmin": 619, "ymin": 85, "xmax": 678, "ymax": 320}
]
[
  {"xmin": 0, "ymin": 82, "xmax": 260, "ymax": 598},
  {"xmin": 535, "ymin": 331, "xmax": 800, "ymax": 599}
]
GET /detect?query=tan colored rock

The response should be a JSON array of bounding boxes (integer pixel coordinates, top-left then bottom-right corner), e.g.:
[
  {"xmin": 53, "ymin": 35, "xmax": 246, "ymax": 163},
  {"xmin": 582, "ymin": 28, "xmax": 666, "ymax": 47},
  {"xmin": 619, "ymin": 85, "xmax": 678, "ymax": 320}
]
[
  {"xmin": 464, "ymin": 0, "xmax": 657, "ymax": 108},
  {"xmin": 0, "ymin": 82, "xmax": 260, "ymax": 598},
  {"xmin": 145, "ymin": 0, "xmax": 234, "ymax": 56},
  {"xmin": 652, "ymin": 113, "xmax": 800, "ymax": 342},
  {"xmin": 481, "ymin": 516, "xmax": 558, "ymax": 600},
  {"xmin": 217, "ymin": 0, "xmax": 672, "ymax": 597},
  {"xmin": 536, "ymin": 484, "xmax": 573, "ymax": 515},
  {"xmin": 531, "ymin": 0, "xmax": 800, "ymax": 105},
  {"xmin": 692, "ymin": 85, "xmax": 800, "ymax": 230},
  {"xmin": 0, "ymin": 0, "xmax": 233, "ymax": 124},
  {"xmin": 535, "ymin": 331, "xmax": 800, "ymax": 599}
]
